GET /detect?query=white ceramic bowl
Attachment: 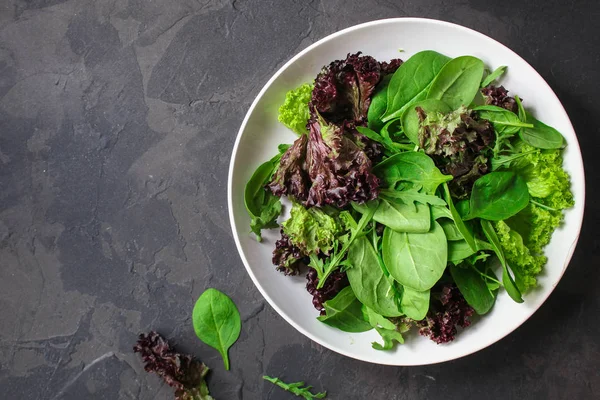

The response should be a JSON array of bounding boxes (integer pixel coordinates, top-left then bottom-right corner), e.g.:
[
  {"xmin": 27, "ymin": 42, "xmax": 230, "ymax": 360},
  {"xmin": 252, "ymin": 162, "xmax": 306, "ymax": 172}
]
[{"xmin": 227, "ymin": 18, "xmax": 585, "ymax": 365}]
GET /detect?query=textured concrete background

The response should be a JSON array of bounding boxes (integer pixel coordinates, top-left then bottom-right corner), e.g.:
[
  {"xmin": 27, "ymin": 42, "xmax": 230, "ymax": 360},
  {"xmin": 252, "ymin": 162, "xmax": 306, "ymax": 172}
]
[{"xmin": 0, "ymin": 0, "xmax": 598, "ymax": 399}]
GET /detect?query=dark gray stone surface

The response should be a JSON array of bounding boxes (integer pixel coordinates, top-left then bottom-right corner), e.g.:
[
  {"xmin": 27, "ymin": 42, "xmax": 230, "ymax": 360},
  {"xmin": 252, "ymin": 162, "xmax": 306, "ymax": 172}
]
[{"xmin": 0, "ymin": 0, "xmax": 598, "ymax": 399}]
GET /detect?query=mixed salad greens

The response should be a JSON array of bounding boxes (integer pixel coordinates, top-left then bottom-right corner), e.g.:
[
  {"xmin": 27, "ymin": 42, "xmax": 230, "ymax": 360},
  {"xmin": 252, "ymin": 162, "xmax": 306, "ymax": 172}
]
[{"xmin": 244, "ymin": 50, "xmax": 573, "ymax": 349}]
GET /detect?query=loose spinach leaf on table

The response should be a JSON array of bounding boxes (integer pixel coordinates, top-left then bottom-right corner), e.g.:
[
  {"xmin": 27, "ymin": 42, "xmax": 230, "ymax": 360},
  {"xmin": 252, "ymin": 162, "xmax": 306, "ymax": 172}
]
[
  {"xmin": 373, "ymin": 151, "xmax": 453, "ymax": 193},
  {"xmin": 400, "ymin": 286, "xmax": 430, "ymax": 320},
  {"xmin": 480, "ymin": 220, "xmax": 523, "ymax": 303},
  {"xmin": 346, "ymin": 236, "xmax": 402, "ymax": 317},
  {"xmin": 427, "ymin": 56, "xmax": 485, "ymax": 109},
  {"xmin": 317, "ymin": 286, "xmax": 373, "ymax": 332},
  {"xmin": 363, "ymin": 307, "xmax": 406, "ymax": 351},
  {"xmin": 480, "ymin": 65, "xmax": 507, "ymax": 87},
  {"xmin": 244, "ymin": 150, "xmax": 286, "ymax": 241},
  {"xmin": 473, "ymin": 105, "xmax": 533, "ymax": 136},
  {"xmin": 382, "ymin": 222, "xmax": 448, "ymax": 291},
  {"xmin": 465, "ymin": 172, "xmax": 530, "ymax": 221},
  {"xmin": 450, "ymin": 263, "xmax": 498, "ymax": 314},
  {"xmin": 263, "ymin": 376, "xmax": 327, "ymax": 399},
  {"xmin": 192, "ymin": 288, "xmax": 241, "ymax": 370},
  {"xmin": 401, "ymin": 98, "xmax": 452, "ymax": 144},
  {"xmin": 383, "ymin": 50, "xmax": 451, "ymax": 122}
]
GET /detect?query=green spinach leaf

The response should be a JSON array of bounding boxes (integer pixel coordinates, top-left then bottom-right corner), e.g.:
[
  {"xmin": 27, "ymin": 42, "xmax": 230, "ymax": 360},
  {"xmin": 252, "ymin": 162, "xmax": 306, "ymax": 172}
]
[
  {"xmin": 480, "ymin": 220, "xmax": 523, "ymax": 303},
  {"xmin": 192, "ymin": 288, "xmax": 241, "ymax": 370},
  {"xmin": 346, "ymin": 236, "xmax": 402, "ymax": 317},
  {"xmin": 519, "ymin": 112, "xmax": 566, "ymax": 149},
  {"xmin": 401, "ymin": 99, "xmax": 452, "ymax": 144},
  {"xmin": 400, "ymin": 286, "xmax": 430, "ymax": 320},
  {"xmin": 480, "ymin": 65, "xmax": 507, "ymax": 87},
  {"xmin": 450, "ymin": 263, "xmax": 498, "ymax": 314},
  {"xmin": 466, "ymin": 172, "xmax": 530, "ymax": 221},
  {"xmin": 317, "ymin": 286, "xmax": 373, "ymax": 333},
  {"xmin": 427, "ymin": 56, "xmax": 485, "ymax": 109},
  {"xmin": 368, "ymin": 75, "xmax": 392, "ymax": 132},
  {"xmin": 383, "ymin": 50, "xmax": 451, "ymax": 122},
  {"xmin": 382, "ymin": 222, "xmax": 448, "ymax": 291},
  {"xmin": 244, "ymin": 153, "xmax": 283, "ymax": 241},
  {"xmin": 380, "ymin": 188, "xmax": 447, "ymax": 207},
  {"xmin": 373, "ymin": 151, "xmax": 453, "ymax": 193}
]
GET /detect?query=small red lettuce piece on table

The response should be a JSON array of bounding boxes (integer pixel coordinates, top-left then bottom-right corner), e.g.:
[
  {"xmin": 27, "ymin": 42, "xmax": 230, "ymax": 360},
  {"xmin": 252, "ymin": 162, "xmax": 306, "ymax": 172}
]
[{"xmin": 134, "ymin": 331, "xmax": 213, "ymax": 400}]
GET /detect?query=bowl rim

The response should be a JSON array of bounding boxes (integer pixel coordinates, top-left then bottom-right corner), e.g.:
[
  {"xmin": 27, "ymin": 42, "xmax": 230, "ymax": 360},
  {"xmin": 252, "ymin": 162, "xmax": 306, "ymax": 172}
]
[{"xmin": 227, "ymin": 17, "xmax": 586, "ymax": 365}]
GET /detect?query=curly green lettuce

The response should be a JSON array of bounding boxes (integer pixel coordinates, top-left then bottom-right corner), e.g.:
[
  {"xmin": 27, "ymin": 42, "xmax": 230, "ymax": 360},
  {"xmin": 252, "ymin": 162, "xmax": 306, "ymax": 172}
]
[
  {"xmin": 278, "ymin": 83, "xmax": 313, "ymax": 135},
  {"xmin": 493, "ymin": 143, "xmax": 574, "ymax": 290},
  {"xmin": 281, "ymin": 202, "xmax": 351, "ymax": 256}
]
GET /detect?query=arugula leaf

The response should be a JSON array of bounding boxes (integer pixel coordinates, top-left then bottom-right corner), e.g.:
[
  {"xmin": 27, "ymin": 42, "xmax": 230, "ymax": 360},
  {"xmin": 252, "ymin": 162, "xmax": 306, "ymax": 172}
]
[
  {"xmin": 480, "ymin": 65, "xmax": 507, "ymax": 87},
  {"xmin": 263, "ymin": 376, "xmax": 327, "ymax": 399},
  {"xmin": 317, "ymin": 286, "xmax": 373, "ymax": 332},
  {"xmin": 363, "ymin": 307, "xmax": 407, "ymax": 351},
  {"xmin": 192, "ymin": 289, "xmax": 241, "ymax": 370}
]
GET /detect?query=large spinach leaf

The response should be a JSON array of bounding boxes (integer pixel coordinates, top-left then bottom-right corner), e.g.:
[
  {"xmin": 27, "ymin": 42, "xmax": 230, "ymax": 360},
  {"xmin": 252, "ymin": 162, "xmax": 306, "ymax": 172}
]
[
  {"xmin": 480, "ymin": 220, "xmax": 523, "ymax": 303},
  {"xmin": 427, "ymin": 56, "xmax": 485, "ymax": 109},
  {"xmin": 401, "ymin": 98, "xmax": 452, "ymax": 144},
  {"xmin": 346, "ymin": 236, "xmax": 402, "ymax": 317},
  {"xmin": 373, "ymin": 198, "xmax": 431, "ymax": 233},
  {"xmin": 192, "ymin": 288, "xmax": 241, "ymax": 370},
  {"xmin": 450, "ymin": 263, "xmax": 498, "ymax": 314},
  {"xmin": 382, "ymin": 222, "xmax": 448, "ymax": 291},
  {"xmin": 382, "ymin": 50, "xmax": 451, "ymax": 122},
  {"xmin": 373, "ymin": 151, "xmax": 452, "ymax": 193},
  {"xmin": 448, "ymin": 239, "xmax": 477, "ymax": 263},
  {"xmin": 317, "ymin": 286, "xmax": 373, "ymax": 332},
  {"xmin": 466, "ymin": 172, "xmax": 529, "ymax": 221}
]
